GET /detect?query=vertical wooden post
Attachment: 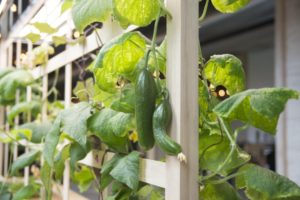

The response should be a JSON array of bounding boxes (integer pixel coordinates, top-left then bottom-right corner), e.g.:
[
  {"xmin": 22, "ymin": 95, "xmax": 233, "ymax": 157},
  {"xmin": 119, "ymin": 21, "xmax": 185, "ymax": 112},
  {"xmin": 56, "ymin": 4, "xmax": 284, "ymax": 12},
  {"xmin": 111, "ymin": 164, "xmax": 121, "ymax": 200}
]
[
  {"xmin": 4, "ymin": 44, "xmax": 13, "ymax": 176},
  {"xmin": 0, "ymin": 41, "xmax": 5, "ymax": 176},
  {"xmin": 63, "ymin": 39, "xmax": 72, "ymax": 200},
  {"xmin": 40, "ymin": 53, "xmax": 48, "ymax": 200},
  {"xmin": 0, "ymin": 108, "xmax": 3, "ymax": 176},
  {"xmin": 13, "ymin": 40, "xmax": 22, "ymax": 162},
  {"xmin": 166, "ymin": 0, "xmax": 199, "ymax": 199},
  {"xmin": 24, "ymin": 40, "xmax": 33, "ymax": 186}
]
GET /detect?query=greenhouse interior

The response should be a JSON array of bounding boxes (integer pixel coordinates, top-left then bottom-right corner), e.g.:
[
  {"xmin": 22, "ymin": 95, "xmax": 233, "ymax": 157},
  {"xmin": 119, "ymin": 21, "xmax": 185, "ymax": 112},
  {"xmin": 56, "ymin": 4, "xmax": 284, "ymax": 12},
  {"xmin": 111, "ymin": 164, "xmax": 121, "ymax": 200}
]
[{"xmin": 0, "ymin": 0, "xmax": 300, "ymax": 199}]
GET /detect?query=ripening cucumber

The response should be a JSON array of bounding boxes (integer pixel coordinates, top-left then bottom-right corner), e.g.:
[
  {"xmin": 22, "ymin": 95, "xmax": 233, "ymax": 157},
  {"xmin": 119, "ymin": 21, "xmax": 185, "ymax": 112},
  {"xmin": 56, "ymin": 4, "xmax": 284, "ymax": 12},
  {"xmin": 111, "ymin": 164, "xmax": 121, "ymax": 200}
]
[
  {"xmin": 153, "ymin": 92, "xmax": 184, "ymax": 157},
  {"xmin": 135, "ymin": 68, "xmax": 156, "ymax": 150}
]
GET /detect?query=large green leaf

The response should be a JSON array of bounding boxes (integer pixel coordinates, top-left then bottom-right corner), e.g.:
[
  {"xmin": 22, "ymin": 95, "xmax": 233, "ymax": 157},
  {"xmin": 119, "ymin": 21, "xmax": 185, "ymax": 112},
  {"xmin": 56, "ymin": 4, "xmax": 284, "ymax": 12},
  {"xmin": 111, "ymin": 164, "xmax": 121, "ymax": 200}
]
[
  {"xmin": 110, "ymin": 151, "xmax": 140, "ymax": 191},
  {"xmin": 236, "ymin": 164, "xmax": 300, "ymax": 200},
  {"xmin": 54, "ymin": 144, "xmax": 70, "ymax": 180},
  {"xmin": 94, "ymin": 31, "xmax": 146, "ymax": 86},
  {"xmin": 11, "ymin": 150, "xmax": 40, "ymax": 175},
  {"xmin": 211, "ymin": 0, "xmax": 250, "ymax": 13},
  {"xmin": 137, "ymin": 185, "xmax": 164, "ymax": 200},
  {"xmin": 32, "ymin": 22, "xmax": 57, "ymax": 34},
  {"xmin": 100, "ymin": 154, "xmax": 122, "ymax": 190},
  {"xmin": 199, "ymin": 132, "xmax": 250, "ymax": 176},
  {"xmin": 73, "ymin": 78, "xmax": 94, "ymax": 101},
  {"xmin": 60, "ymin": 102, "xmax": 92, "ymax": 147},
  {"xmin": 8, "ymin": 101, "xmax": 41, "ymax": 124},
  {"xmin": 17, "ymin": 121, "xmax": 52, "ymax": 143},
  {"xmin": 43, "ymin": 116, "xmax": 62, "ymax": 166},
  {"xmin": 87, "ymin": 109, "xmax": 131, "ymax": 153},
  {"xmin": 72, "ymin": 0, "xmax": 112, "ymax": 32},
  {"xmin": 214, "ymin": 88, "xmax": 299, "ymax": 134},
  {"xmin": 200, "ymin": 182, "xmax": 241, "ymax": 200},
  {"xmin": 149, "ymin": 39, "xmax": 167, "ymax": 75},
  {"xmin": 72, "ymin": 166, "xmax": 94, "ymax": 193},
  {"xmin": 12, "ymin": 184, "xmax": 40, "ymax": 200},
  {"xmin": 0, "ymin": 69, "xmax": 34, "ymax": 103},
  {"xmin": 70, "ymin": 142, "xmax": 90, "ymax": 171},
  {"xmin": 204, "ymin": 54, "xmax": 245, "ymax": 95},
  {"xmin": 41, "ymin": 161, "xmax": 52, "ymax": 198},
  {"xmin": 112, "ymin": 0, "xmax": 161, "ymax": 27},
  {"xmin": 94, "ymin": 84, "xmax": 136, "ymax": 113}
]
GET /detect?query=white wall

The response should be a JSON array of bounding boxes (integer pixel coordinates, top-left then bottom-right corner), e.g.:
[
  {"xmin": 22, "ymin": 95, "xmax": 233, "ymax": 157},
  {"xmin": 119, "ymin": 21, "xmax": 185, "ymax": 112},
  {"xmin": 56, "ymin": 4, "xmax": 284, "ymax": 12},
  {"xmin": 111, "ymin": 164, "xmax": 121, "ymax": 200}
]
[
  {"xmin": 275, "ymin": 0, "xmax": 300, "ymax": 185},
  {"xmin": 240, "ymin": 48, "xmax": 275, "ymax": 145}
]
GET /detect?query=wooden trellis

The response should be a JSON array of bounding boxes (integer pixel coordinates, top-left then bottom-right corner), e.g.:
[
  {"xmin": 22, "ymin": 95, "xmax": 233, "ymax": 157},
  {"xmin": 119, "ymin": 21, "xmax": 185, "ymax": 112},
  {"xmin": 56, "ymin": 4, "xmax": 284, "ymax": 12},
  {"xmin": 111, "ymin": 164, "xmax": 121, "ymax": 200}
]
[{"xmin": 0, "ymin": 0, "xmax": 198, "ymax": 199}]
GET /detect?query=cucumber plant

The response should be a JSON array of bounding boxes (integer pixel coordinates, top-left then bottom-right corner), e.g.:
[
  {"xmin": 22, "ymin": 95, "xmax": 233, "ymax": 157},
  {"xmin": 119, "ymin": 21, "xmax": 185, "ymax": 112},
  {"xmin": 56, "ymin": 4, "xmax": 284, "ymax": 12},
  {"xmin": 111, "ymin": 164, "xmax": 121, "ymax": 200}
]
[{"xmin": 0, "ymin": 0, "xmax": 300, "ymax": 199}]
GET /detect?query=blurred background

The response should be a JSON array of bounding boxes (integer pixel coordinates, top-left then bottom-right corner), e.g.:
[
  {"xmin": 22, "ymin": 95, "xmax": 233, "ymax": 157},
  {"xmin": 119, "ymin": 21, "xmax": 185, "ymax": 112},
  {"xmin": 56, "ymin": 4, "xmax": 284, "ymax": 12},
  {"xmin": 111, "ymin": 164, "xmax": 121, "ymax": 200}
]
[{"xmin": 0, "ymin": 0, "xmax": 300, "ymax": 197}]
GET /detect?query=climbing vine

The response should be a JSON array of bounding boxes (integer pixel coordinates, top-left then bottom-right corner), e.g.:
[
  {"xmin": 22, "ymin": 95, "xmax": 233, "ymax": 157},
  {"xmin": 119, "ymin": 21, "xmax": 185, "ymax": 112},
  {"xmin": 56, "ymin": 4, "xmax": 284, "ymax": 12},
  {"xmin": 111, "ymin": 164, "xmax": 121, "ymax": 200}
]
[{"xmin": 0, "ymin": 0, "xmax": 300, "ymax": 199}]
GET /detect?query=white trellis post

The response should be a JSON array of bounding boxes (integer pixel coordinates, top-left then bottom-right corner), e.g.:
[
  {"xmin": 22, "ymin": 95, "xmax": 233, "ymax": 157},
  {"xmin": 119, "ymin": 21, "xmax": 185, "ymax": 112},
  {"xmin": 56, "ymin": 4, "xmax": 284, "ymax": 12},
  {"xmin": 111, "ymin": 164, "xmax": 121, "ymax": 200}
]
[
  {"xmin": 166, "ymin": 0, "xmax": 199, "ymax": 199},
  {"xmin": 24, "ymin": 40, "xmax": 33, "ymax": 186},
  {"xmin": 63, "ymin": 50, "xmax": 72, "ymax": 200}
]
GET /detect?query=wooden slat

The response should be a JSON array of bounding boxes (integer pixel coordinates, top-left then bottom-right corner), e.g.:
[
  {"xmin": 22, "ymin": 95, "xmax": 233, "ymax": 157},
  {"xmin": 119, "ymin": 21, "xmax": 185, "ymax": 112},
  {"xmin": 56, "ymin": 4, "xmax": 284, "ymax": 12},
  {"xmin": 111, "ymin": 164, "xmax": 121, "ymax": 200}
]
[
  {"xmin": 79, "ymin": 151, "xmax": 166, "ymax": 188},
  {"xmin": 166, "ymin": 0, "xmax": 199, "ymax": 199},
  {"xmin": 63, "ymin": 41, "xmax": 72, "ymax": 200},
  {"xmin": 4, "ymin": 0, "xmax": 46, "ymax": 48},
  {"xmin": 31, "ymin": 20, "xmax": 132, "ymax": 80}
]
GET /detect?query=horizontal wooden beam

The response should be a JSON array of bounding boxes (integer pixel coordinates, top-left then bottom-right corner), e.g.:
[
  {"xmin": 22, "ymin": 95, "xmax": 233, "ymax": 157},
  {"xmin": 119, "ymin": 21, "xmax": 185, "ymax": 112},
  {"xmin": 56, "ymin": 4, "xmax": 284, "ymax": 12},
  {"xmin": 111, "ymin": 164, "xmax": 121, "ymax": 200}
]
[{"xmin": 32, "ymin": 21, "xmax": 136, "ymax": 79}]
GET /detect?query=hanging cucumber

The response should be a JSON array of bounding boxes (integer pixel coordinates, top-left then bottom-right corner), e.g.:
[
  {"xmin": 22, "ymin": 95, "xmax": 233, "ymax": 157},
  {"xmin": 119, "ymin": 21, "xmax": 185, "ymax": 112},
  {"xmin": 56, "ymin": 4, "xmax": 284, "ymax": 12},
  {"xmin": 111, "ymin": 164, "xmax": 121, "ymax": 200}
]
[
  {"xmin": 153, "ymin": 90, "xmax": 186, "ymax": 162},
  {"xmin": 135, "ymin": 67, "xmax": 157, "ymax": 150}
]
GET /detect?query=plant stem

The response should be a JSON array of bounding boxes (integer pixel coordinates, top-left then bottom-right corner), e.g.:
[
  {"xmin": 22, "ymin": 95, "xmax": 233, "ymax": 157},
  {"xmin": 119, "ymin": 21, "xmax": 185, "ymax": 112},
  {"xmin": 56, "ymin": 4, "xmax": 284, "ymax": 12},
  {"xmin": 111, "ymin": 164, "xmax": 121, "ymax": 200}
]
[
  {"xmin": 199, "ymin": 0, "xmax": 210, "ymax": 22},
  {"xmin": 234, "ymin": 124, "xmax": 249, "ymax": 140},
  {"xmin": 151, "ymin": 13, "xmax": 161, "ymax": 74},
  {"xmin": 207, "ymin": 172, "xmax": 243, "ymax": 185}
]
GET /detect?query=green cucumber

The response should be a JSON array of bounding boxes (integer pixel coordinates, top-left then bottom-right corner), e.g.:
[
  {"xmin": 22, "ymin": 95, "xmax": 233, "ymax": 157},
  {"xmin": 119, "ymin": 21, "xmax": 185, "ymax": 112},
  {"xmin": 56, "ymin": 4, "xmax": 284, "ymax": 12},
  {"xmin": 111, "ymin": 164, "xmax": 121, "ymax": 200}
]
[
  {"xmin": 135, "ymin": 68, "xmax": 157, "ymax": 150},
  {"xmin": 153, "ymin": 91, "xmax": 182, "ymax": 156}
]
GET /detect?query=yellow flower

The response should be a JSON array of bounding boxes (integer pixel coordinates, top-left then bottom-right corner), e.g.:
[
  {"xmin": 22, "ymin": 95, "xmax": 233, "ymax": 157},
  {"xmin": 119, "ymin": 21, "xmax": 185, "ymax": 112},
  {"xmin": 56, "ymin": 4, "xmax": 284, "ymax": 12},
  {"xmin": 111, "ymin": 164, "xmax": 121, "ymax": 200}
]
[{"xmin": 129, "ymin": 131, "xmax": 138, "ymax": 143}]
